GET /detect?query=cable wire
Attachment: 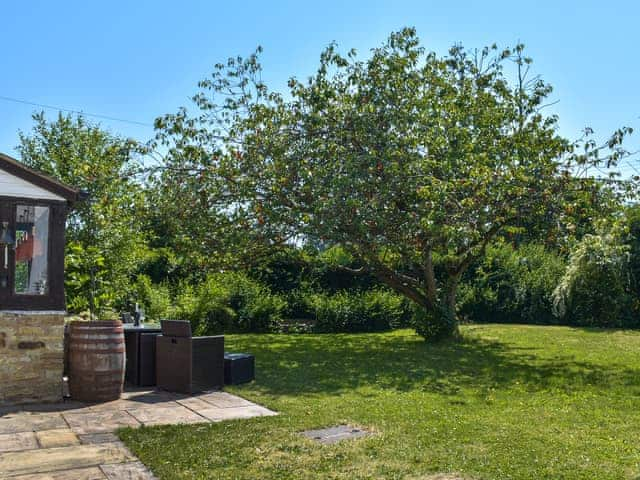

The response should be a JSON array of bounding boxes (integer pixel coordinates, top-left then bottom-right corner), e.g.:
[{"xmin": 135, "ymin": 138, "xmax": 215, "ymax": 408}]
[{"xmin": 0, "ymin": 95, "xmax": 154, "ymax": 128}]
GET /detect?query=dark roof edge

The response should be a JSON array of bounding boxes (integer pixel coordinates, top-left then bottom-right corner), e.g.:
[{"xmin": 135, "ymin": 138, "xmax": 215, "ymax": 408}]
[{"xmin": 0, "ymin": 153, "xmax": 82, "ymax": 203}]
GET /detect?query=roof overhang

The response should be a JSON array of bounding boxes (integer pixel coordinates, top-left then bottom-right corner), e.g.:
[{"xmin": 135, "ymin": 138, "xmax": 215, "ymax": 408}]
[{"xmin": 0, "ymin": 153, "xmax": 82, "ymax": 204}]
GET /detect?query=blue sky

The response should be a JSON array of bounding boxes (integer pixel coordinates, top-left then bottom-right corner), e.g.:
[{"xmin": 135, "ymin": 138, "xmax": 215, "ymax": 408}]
[{"xmin": 1, "ymin": 1, "xmax": 639, "ymax": 174}]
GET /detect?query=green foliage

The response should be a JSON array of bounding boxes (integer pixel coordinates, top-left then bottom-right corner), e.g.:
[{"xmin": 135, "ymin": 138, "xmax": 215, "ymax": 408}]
[
  {"xmin": 460, "ymin": 242, "xmax": 566, "ymax": 324},
  {"xmin": 279, "ymin": 287, "xmax": 315, "ymax": 319},
  {"xmin": 18, "ymin": 112, "xmax": 149, "ymax": 314},
  {"xmin": 311, "ymin": 288, "xmax": 410, "ymax": 333},
  {"xmin": 136, "ymin": 247, "xmax": 180, "ymax": 285},
  {"xmin": 411, "ymin": 305, "xmax": 460, "ymax": 342},
  {"xmin": 247, "ymin": 246, "xmax": 310, "ymax": 293},
  {"xmin": 309, "ymin": 246, "xmax": 378, "ymax": 293},
  {"xmin": 225, "ymin": 272, "xmax": 287, "ymax": 333},
  {"xmin": 624, "ymin": 204, "xmax": 640, "ymax": 299},
  {"xmin": 172, "ymin": 273, "xmax": 286, "ymax": 334},
  {"xmin": 64, "ymin": 242, "xmax": 113, "ymax": 316},
  {"xmin": 177, "ymin": 277, "xmax": 236, "ymax": 335},
  {"xmin": 169, "ymin": 282, "xmax": 201, "ymax": 327},
  {"xmin": 553, "ymin": 228, "xmax": 634, "ymax": 327},
  {"xmin": 130, "ymin": 275, "xmax": 172, "ymax": 322},
  {"xmin": 249, "ymin": 245, "xmax": 379, "ymax": 297}
]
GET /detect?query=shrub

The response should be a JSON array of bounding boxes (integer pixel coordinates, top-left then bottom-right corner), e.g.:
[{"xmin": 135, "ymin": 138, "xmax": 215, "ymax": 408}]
[
  {"xmin": 282, "ymin": 288, "xmax": 316, "ymax": 319},
  {"xmin": 131, "ymin": 274, "xmax": 172, "ymax": 321},
  {"xmin": 411, "ymin": 305, "xmax": 458, "ymax": 342},
  {"xmin": 171, "ymin": 272, "xmax": 285, "ymax": 334},
  {"xmin": 553, "ymin": 230, "xmax": 634, "ymax": 327},
  {"xmin": 311, "ymin": 289, "xmax": 410, "ymax": 333},
  {"xmin": 223, "ymin": 272, "xmax": 286, "ymax": 332},
  {"xmin": 309, "ymin": 245, "xmax": 379, "ymax": 293},
  {"xmin": 248, "ymin": 245, "xmax": 381, "ymax": 295},
  {"xmin": 169, "ymin": 282, "xmax": 200, "ymax": 326},
  {"xmin": 65, "ymin": 242, "xmax": 115, "ymax": 315},
  {"xmin": 191, "ymin": 276, "xmax": 237, "ymax": 335},
  {"xmin": 247, "ymin": 246, "xmax": 309, "ymax": 293},
  {"xmin": 624, "ymin": 205, "xmax": 640, "ymax": 299},
  {"xmin": 460, "ymin": 242, "xmax": 566, "ymax": 324}
]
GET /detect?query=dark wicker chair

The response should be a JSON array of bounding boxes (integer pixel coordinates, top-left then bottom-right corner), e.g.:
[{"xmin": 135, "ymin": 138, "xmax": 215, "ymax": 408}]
[{"xmin": 156, "ymin": 320, "xmax": 224, "ymax": 394}]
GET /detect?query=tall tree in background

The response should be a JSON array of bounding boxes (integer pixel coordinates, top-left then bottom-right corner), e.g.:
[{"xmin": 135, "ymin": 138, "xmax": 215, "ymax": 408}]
[
  {"xmin": 18, "ymin": 112, "xmax": 148, "ymax": 315},
  {"xmin": 154, "ymin": 28, "xmax": 630, "ymax": 341}
]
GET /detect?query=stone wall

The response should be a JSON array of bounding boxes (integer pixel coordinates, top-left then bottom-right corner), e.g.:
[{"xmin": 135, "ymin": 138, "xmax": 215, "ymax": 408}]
[{"xmin": 0, "ymin": 311, "xmax": 65, "ymax": 405}]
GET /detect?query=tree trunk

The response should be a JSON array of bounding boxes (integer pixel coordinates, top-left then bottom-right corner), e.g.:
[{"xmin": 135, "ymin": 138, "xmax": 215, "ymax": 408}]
[
  {"xmin": 442, "ymin": 276, "xmax": 461, "ymax": 338},
  {"xmin": 413, "ymin": 276, "xmax": 460, "ymax": 342},
  {"xmin": 364, "ymin": 255, "xmax": 461, "ymax": 342}
]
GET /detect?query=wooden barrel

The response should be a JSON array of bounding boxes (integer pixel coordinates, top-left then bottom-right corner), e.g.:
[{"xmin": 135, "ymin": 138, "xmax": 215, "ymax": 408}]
[{"xmin": 68, "ymin": 320, "xmax": 125, "ymax": 403}]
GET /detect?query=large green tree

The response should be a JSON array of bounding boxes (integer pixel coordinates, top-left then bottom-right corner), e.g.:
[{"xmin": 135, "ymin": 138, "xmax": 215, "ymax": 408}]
[
  {"xmin": 18, "ymin": 112, "xmax": 148, "ymax": 316},
  {"xmin": 154, "ymin": 28, "xmax": 629, "ymax": 340}
]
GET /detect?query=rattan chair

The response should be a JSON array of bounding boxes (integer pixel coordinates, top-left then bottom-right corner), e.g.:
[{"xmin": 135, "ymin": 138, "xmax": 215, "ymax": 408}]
[{"xmin": 155, "ymin": 320, "xmax": 224, "ymax": 394}]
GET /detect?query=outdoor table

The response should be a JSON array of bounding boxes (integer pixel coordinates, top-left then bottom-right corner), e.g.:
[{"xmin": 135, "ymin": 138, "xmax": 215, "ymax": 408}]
[{"xmin": 123, "ymin": 324, "xmax": 161, "ymax": 387}]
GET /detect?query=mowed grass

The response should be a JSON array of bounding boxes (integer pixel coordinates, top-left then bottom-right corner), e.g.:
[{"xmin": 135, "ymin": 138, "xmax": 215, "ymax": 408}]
[{"xmin": 120, "ymin": 325, "xmax": 640, "ymax": 479}]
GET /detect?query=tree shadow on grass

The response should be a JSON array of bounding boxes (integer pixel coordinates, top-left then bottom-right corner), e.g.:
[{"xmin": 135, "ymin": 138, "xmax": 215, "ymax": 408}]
[{"xmin": 227, "ymin": 331, "xmax": 640, "ymax": 396}]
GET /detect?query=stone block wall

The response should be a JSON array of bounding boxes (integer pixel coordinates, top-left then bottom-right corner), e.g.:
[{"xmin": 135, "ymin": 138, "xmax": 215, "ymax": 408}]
[{"xmin": 0, "ymin": 311, "xmax": 65, "ymax": 405}]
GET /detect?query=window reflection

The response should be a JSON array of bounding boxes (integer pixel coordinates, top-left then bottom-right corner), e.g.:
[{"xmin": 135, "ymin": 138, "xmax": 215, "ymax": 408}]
[{"xmin": 15, "ymin": 206, "xmax": 49, "ymax": 295}]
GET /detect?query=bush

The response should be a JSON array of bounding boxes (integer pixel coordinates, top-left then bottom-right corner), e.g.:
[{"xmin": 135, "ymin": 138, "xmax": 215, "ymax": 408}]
[
  {"xmin": 624, "ymin": 205, "xmax": 640, "ymax": 299},
  {"xmin": 309, "ymin": 246, "xmax": 379, "ymax": 293},
  {"xmin": 248, "ymin": 245, "xmax": 381, "ymax": 295},
  {"xmin": 247, "ymin": 246, "xmax": 309, "ymax": 293},
  {"xmin": 169, "ymin": 282, "xmax": 200, "ymax": 327},
  {"xmin": 65, "ymin": 242, "xmax": 115, "ymax": 316},
  {"xmin": 460, "ymin": 242, "xmax": 566, "ymax": 324},
  {"xmin": 188, "ymin": 276, "xmax": 237, "ymax": 335},
  {"xmin": 553, "ymin": 230, "xmax": 634, "ymax": 328},
  {"xmin": 311, "ymin": 289, "xmax": 411, "ymax": 333},
  {"xmin": 171, "ymin": 272, "xmax": 286, "ymax": 334},
  {"xmin": 131, "ymin": 275, "xmax": 172, "ymax": 321},
  {"xmin": 282, "ymin": 288, "xmax": 316, "ymax": 319}
]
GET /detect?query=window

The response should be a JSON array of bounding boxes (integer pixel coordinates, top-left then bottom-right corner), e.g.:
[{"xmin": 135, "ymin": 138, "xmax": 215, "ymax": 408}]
[
  {"xmin": 14, "ymin": 205, "xmax": 49, "ymax": 295},
  {"xmin": 0, "ymin": 199, "xmax": 66, "ymax": 310},
  {"xmin": 0, "ymin": 154, "xmax": 77, "ymax": 311}
]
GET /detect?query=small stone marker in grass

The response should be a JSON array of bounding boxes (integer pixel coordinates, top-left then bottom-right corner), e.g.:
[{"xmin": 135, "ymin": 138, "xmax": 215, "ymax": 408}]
[{"xmin": 301, "ymin": 425, "xmax": 371, "ymax": 444}]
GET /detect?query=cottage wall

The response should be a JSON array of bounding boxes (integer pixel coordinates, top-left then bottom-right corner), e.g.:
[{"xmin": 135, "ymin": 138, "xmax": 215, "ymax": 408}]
[{"xmin": 0, "ymin": 311, "xmax": 65, "ymax": 404}]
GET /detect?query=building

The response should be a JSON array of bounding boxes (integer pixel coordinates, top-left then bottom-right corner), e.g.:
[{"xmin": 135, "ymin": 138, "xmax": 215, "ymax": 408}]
[{"xmin": 0, "ymin": 153, "xmax": 81, "ymax": 404}]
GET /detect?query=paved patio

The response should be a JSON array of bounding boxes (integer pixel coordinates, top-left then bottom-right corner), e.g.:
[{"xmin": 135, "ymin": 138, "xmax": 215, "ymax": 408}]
[{"xmin": 0, "ymin": 389, "xmax": 277, "ymax": 479}]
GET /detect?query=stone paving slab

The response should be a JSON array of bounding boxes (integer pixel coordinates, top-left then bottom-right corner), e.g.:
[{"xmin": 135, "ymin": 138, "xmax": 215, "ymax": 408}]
[
  {"xmin": 100, "ymin": 461, "xmax": 156, "ymax": 479},
  {"xmin": 0, "ymin": 442, "xmax": 135, "ymax": 477},
  {"xmin": 197, "ymin": 404, "xmax": 278, "ymax": 422},
  {"xmin": 120, "ymin": 390, "xmax": 188, "ymax": 406},
  {"xmin": 0, "ymin": 401, "xmax": 87, "ymax": 417},
  {"xmin": 87, "ymin": 392, "xmax": 181, "ymax": 412},
  {"xmin": 63, "ymin": 410, "xmax": 141, "ymax": 434},
  {"xmin": 0, "ymin": 389, "xmax": 276, "ymax": 478},
  {"xmin": 126, "ymin": 404, "xmax": 208, "ymax": 426},
  {"xmin": 193, "ymin": 391, "xmax": 254, "ymax": 408},
  {"xmin": 0, "ymin": 413, "xmax": 67, "ymax": 434},
  {"xmin": 84, "ymin": 400, "xmax": 148, "ymax": 413},
  {"xmin": 0, "ymin": 431, "xmax": 38, "ymax": 452},
  {"xmin": 175, "ymin": 396, "xmax": 215, "ymax": 410},
  {"xmin": 36, "ymin": 429, "xmax": 80, "ymax": 448},
  {"xmin": 11, "ymin": 466, "xmax": 107, "ymax": 479},
  {"xmin": 120, "ymin": 389, "xmax": 182, "ymax": 401}
]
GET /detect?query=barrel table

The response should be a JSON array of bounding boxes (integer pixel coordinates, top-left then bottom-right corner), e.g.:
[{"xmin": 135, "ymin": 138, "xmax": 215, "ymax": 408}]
[{"xmin": 67, "ymin": 320, "xmax": 125, "ymax": 403}]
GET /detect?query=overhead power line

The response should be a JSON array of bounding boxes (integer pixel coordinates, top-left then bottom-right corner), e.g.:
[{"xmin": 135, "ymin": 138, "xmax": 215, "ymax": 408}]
[{"xmin": 0, "ymin": 95, "xmax": 154, "ymax": 128}]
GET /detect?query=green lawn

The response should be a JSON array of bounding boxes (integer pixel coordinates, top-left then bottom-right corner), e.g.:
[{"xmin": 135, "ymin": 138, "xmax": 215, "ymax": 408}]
[{"xmin": 120, "ymin": 325, "xmax": 640, "ymax": 479}]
